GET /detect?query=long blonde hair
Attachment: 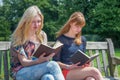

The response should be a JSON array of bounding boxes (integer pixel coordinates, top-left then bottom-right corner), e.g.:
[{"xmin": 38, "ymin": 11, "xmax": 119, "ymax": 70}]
[
  {"xmin": 57, "ymin": 12, "xmax": 85, "ymax": 45},
  {"xmin": 11, "ymin": 5, "xmax": 44, "ymax": 47}
]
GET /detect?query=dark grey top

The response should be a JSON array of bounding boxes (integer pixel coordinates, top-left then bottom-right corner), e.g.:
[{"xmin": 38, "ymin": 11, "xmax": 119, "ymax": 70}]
[{"xmin": 53, "ymin": 35, "xmax": 86, "ymax": 65}]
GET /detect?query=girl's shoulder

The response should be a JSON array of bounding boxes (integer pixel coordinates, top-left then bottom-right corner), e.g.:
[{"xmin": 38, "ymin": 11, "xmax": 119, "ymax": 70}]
[
  {"xmin": 56, "ymin": 35, "xmax": 67, "ymax": 41},
  {"xmin": 40, "ymin": 30, "xmax": 46, "ymax": 36}
]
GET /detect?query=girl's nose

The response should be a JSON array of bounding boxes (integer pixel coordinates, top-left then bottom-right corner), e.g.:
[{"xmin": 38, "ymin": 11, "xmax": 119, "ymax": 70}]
[{"xmin": 34, "ymin": 22, "xmax": 39, "ymax": 27}]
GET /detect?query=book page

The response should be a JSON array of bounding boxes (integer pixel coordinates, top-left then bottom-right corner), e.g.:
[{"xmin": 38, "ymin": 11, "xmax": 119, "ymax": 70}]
[
  {"xmin": 52, "ymin": 41, "xmax": 63, "ymax": 49},
  {"xmin": 41, "ymin": 43, "xmax": 52, "ymax": 48},
  {"xmin": 89, "ymin": 53, "xmax": 99, "ymax": 61}
]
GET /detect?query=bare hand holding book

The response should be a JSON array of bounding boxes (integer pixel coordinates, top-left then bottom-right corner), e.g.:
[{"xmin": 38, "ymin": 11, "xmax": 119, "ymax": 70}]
[
  {"xmin": 33, "ymin": 41, "xmax": 63, "ymax": 58},
  {"xmin": 70, "ymin": 50, "xmax": 99, "ymax": 66}
]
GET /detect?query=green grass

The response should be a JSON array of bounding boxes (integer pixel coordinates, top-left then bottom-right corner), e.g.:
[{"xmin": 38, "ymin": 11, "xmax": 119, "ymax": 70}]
[
  {"xmin": 115, "ymin": 48, "xmax": 120, "ymax": 77},
  {"xmin": 115, "ymin": 48, "xmax": 120, "ymax": 57}
]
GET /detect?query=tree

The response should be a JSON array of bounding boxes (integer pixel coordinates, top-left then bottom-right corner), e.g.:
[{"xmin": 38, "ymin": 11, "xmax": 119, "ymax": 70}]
[
  {"xmin": 0, "ymin": 0, "xmax": 120, "ymax": 47},
  {"xmin": 87, "ymin": 0, "xmax": 120, "ymax": 47},
  {"xmin": 1, "ymin": 0, "xmax": 59, "ymax": 41},
  {"xmin": 0, "ymin": 4, "xmax": 11, "ymax": 40}
]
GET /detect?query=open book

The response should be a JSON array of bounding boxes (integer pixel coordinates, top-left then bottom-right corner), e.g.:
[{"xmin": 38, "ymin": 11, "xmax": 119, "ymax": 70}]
[
  {"xmin": 33, "ymin": 41, "xmax": 63, "ymax": 58},
  {"xmin": 70, "ymin": 50, "xmax": 99, "ymax": 66}
]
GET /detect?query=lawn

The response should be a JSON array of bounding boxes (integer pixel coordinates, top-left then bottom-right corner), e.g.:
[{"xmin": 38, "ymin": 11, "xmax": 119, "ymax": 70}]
[
  {"xmin": 115, "ymin": 48, "xmax": 120, "ymax": 77},
  {"xmin": 115, "ymin": 48, "xmax": 120, "ymax": 56}
]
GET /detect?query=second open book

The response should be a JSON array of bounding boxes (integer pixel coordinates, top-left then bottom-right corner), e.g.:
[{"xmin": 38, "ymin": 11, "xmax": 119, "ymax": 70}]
[
  {"xmin": 70, "ymin": 50, "xmax": 99, "ymax": 66},
  {"xmin": 33, "ymin": 41, "xmax": 63, "ymax": 58}
]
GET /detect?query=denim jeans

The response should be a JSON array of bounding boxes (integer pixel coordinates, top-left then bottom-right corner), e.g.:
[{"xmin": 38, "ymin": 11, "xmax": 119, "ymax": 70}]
[{"xmin": 16, "ymin": 61, "xmax": 65, "ymax": 80}]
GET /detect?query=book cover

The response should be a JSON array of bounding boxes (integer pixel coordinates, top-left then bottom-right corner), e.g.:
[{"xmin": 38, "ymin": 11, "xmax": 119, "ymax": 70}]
[
  {"xmin": 33, "ymin": 41, "xmax": 63, "ymax": 58},
  {"xmin": 70, "ymin": 50, "xmax": 99, "ymax": 66}
]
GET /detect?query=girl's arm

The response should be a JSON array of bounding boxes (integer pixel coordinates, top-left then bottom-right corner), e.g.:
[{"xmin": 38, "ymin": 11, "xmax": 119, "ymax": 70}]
[{"xmin": 18, "ymin": 52, "xmax": 55, "ymax": 67}]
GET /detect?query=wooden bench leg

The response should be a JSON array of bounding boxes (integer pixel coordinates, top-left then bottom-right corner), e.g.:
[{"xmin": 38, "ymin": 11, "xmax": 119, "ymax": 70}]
[
  {"xmin": 3, "ymin": 50, "xmax": 9, "ymax": 80},
  {"xmin": 0, "ymin": 51, "xmax": 2, "ymax": 75}
]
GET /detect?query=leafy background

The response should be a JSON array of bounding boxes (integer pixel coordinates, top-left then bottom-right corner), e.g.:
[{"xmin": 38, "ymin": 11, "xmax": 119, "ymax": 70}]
[{"xmin": 0, "ymin": 0, "xmax": 120, "ymax": 48}]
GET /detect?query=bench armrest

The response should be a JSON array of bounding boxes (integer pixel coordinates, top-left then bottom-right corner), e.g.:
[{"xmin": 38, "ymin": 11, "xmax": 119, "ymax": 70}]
[{"xmin": 112, "ymin": 56, "xmax": 120, "ymax": 65}]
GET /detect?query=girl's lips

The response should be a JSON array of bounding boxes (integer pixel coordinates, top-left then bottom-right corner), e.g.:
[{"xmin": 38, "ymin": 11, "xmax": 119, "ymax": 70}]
[{"xmin": 33, "ymin": 27, "xmax": 38, "ymax": 29}]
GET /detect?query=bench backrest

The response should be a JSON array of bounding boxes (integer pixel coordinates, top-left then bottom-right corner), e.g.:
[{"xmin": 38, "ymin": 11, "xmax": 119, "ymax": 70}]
[{"xmin": 0, "ymin": 38, "xmax": 119, "ymax": 80}]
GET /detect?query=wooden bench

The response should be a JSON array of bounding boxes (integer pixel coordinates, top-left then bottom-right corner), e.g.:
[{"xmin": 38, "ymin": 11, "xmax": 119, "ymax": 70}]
[{"xmin": 0, "ymin": 38, "xmax": 120, "ymax": 80}]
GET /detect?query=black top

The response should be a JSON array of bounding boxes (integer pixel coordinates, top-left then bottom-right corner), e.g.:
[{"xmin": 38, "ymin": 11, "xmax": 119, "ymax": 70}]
[{"xmin": 53, "ymin": 35, "xmax": 86, "ymax": 65}]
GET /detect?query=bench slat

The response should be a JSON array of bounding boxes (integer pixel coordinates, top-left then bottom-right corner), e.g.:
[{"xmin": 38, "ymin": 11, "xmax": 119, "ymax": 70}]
[
  {"xmin": 86, "ymin": 42, "xmax": 108, "ymax": 49},
  {"xmin": 102, "ymin": 50, "xmax": 109, "ymax": 76},
  {"xmin": 0, "ymin": 42, "xmax": 11, "ymax": 50},
  {"xmin": 95, "ymin": 50, "xmax": 101, "ymax": 72}
]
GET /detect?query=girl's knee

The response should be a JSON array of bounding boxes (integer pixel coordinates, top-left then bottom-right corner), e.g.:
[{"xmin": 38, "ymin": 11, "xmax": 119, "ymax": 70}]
[
  {"xmin": 41, "ymin": 74, "xmax": 54, "ymax": 80},
  {"xmin": 90, "ymin": 67, "xmax": 101, "ymax": 74},
  {"xmin": 48, "ymin": 61, "xmax": 59, "ymax": 67},
  {"xmin": 89, "ymin": 67, "xmax": 103, "ymax": 79}
]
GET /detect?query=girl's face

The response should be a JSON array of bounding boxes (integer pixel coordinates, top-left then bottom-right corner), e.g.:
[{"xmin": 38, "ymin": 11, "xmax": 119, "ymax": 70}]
[
  {"xmin": 30, "ymin": 14, "xmax": 42, "ymax": 32},
  {"xmin": 69, "ymin": 22, "xmax": 82, "ymax": 35}
]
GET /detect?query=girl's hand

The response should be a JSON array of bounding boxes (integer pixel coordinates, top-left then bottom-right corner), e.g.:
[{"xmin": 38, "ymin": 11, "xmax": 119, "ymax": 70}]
[
  {"xmin": 68, "ymin": 62, "xmax": 91, "ymax": 69},
  {"xmin": 37, "ymin": 53, "xmax": 55, "ymax": 64},
  {"xmin": 66, "ymin": 62, "xmax": 80, "ymax": 70},
  {"xmin": 80, "ymin": 62, "xmax": 91, "ymax": 68},
  {"xmin": 84, "ymin": 62, "xmax": 91, "ymax": 67},
  {"xmin": 47, "ymin": 53, "xmax": 55, "ymax": 59}
]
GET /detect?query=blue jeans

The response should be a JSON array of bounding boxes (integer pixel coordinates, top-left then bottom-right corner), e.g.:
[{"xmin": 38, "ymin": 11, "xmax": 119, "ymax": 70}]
[{"xmin": 16, "ymin": 61, "xmax": 65, "ymax": 80}]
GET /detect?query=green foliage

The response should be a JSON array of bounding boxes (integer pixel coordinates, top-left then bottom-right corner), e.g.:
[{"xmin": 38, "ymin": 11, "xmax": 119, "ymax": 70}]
[
  {"xmin": 44, "ymin": 21, "xmax": 58, "ymax": 41},
  {"xmin": 87, "ymin": 0, "xmax": 120, "ymax": 47},
  {"xmin": 0, "ymin": 0, "xmax": 120, "ymax": 47},
  {"xmin": 0, "ymin": 0, "xmax": 59, "ymax": 40},
  {"xmin": 0, "ymin": 5, "xmax": 11, "ymax": 40}
]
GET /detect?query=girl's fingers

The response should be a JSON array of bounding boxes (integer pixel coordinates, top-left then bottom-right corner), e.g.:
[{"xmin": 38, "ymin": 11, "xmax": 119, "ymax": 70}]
[
  {"xmin": 75, "ymin": 62, "xmax": 81, "ymax": 66},
  {"xmin": 40, "ymin": 53, "xmax": 46, "ymax": 57},
  {"xmin": 48, "ymin": 53, "xmax": 55, "ymax": 58}
]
